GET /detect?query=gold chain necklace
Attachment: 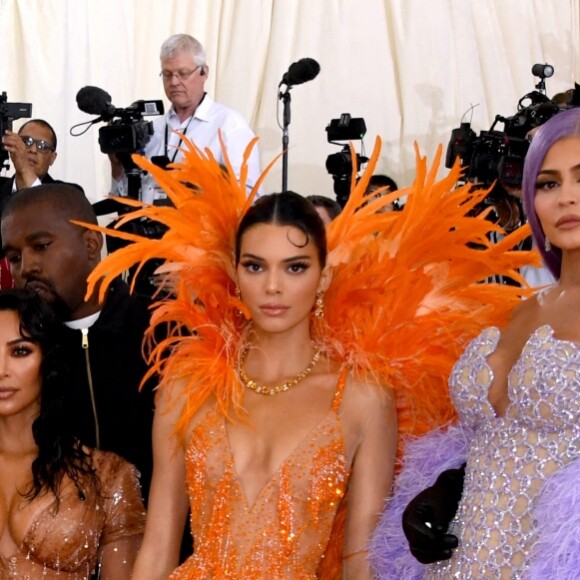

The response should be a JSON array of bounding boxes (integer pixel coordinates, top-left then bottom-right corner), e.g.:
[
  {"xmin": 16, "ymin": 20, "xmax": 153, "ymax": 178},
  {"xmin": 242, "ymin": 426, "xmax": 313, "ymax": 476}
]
[{"xmin": 239, "ymin": 349, "xmax": 321, "ymax": 396}]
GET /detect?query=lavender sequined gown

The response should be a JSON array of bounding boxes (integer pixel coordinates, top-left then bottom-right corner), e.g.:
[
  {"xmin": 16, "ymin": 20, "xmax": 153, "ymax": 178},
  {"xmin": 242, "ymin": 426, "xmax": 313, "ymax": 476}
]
[{"xmin": 426, "ymin": 325, "xmax": 580, "ymax": 579}]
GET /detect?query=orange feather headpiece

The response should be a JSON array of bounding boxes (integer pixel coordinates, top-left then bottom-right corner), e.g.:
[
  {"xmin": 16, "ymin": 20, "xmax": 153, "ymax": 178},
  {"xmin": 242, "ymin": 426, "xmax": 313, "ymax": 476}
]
[{"xmin": 84, "ymin": 134, "xmax": 538, "ymax": 441}]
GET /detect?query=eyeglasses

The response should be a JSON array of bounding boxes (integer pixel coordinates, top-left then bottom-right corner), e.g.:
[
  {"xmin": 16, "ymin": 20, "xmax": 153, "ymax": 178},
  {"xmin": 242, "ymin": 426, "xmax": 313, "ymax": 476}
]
[
  {"xmin": 159, "ymin": 66, "xmax": 202, "ymax": 81},
  {"xmin": 21, "ymin": 135, "xmax": 55, "ymax": 153}
]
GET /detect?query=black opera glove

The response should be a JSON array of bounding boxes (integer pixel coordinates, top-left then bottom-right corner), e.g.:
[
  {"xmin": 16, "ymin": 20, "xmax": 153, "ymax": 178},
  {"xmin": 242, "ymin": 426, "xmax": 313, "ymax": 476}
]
[{"xmin": 402, "ymin": 464, "xmax": 466, "ymax": 564}]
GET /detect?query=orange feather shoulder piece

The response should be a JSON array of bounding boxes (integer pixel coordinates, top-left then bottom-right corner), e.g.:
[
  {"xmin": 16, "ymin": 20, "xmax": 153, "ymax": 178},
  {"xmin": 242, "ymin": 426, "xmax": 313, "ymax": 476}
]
[
  {"xmin": 84, "ymin": 134, "xmax": 538, "ymax": 442},
  {"xmin": 314, "ymin": 139, "xmax": 536, "ymax": 439}
]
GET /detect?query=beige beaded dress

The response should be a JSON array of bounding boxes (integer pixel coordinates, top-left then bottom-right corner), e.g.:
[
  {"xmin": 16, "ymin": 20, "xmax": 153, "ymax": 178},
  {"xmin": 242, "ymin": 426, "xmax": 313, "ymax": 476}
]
[{"xmin": 0, "ymin": 450, "xmax": 146, "ymax": 579}]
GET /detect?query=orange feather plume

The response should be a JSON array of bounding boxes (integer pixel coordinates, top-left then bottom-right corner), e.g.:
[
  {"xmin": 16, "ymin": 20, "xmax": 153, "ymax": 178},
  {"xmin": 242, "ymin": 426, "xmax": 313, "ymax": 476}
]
[{"xmin": 84, "ymin": 134, "xmax": 537, "ymax": 444}]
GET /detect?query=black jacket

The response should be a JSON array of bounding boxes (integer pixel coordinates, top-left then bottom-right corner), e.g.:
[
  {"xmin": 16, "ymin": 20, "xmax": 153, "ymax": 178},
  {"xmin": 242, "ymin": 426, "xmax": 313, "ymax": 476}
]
[
  {"xmin": 0, "ymin": 172, "xmax": 60, "ymax": 207},
  {"xmin": 55, "ymin": 278, "xmax": 156, "ymax": 498}
]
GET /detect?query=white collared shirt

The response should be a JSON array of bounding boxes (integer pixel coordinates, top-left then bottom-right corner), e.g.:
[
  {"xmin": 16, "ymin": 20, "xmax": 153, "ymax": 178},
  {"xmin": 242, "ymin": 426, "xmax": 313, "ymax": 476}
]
[{"xmin": 111, "ymin": 93, "xmax": 261, "ymax": 202}]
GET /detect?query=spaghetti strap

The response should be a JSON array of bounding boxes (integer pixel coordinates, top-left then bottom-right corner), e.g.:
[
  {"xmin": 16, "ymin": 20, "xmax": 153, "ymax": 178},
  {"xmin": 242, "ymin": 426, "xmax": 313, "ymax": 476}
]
[{"xmin": 331, "ymin": 368, "xmax": 349, "ymax": 412}]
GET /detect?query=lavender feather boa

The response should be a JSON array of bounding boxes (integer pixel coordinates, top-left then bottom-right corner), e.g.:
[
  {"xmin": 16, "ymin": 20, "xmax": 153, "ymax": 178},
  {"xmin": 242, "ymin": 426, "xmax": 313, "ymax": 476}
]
[
  {"xmin": 369, "ymin": 424, "xmax": 472, "ymax": 579},
  {"xmin": 369, "ymin": 424, "xmax": 580, "ymax": 579},
  {"xmin": 527, "ymin": 456, "xmax": 580, "ymax": 579}
]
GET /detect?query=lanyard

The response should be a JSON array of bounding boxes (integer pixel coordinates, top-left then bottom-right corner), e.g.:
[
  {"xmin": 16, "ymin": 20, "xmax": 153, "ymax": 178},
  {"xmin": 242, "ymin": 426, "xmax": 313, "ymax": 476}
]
[{"xmin": 164, "ymin": 113, "xmax": 194, "ymax": 162}]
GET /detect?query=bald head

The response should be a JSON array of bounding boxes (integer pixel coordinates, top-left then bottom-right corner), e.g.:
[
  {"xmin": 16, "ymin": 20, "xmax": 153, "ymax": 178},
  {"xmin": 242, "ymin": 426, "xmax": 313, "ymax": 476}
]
[{"xmin": 2, "ymin": 183, "xmax": 98, "ymax": 226}]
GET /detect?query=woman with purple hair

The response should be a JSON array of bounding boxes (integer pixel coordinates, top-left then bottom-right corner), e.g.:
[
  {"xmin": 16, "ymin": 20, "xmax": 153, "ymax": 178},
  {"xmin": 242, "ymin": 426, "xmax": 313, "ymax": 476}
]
[{"xmin": 371, "ymin": 107, "xmax": 580, "ymax": 579}]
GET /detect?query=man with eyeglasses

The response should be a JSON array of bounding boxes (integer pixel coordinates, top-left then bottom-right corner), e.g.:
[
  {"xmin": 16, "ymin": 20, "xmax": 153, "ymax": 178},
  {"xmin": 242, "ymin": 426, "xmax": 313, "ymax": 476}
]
[{"xmin": 109, "ymin": 33, "xmax": 261, "ymax": 204}]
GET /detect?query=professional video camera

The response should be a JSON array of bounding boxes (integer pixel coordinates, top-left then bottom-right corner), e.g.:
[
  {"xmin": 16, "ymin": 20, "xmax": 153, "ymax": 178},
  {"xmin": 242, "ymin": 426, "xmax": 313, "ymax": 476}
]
[
  {"xmin": 0, "ymin": 92, "xmax": 32, "ymax": 171},
  {"xmin": 74, "ymin": 86, "xmax": 164, "ymax": 200},
  {"xmin": 325, "ymin": 114, "xmax": 368, "ymax": 207},
  {"xmin": 445, "ymin": 63, "xmax": 560, "ymax": 201},
  {"xmin": 98, "ymin": 100, "xmax": 161, "ymax": 156},
  {"xmin": 73, "ymin": 86, "xmax": 167, "ymax": 295}
]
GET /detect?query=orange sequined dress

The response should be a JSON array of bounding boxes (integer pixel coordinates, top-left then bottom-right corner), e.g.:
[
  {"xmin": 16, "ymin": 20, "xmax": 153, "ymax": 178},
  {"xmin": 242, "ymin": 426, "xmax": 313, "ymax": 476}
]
[
  {"xmin": 169, "ymin": 374, "xmax": 348, "ymax": 579},
  {"xmin": 0, "ymin": 450, "xmax": 146, "ymax": 579}
]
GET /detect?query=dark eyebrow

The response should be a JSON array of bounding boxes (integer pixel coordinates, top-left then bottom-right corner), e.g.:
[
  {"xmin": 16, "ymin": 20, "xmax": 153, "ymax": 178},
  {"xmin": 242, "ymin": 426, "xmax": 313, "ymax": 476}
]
[
  {"xmin": 283, "ymin": 255, "xmax": 312, "ymax": 263},
  {"xmin": 538, "ymin": 163, "xmax": 580, "ymax": 175},
  {"xmin": 2, "ymin": 230, "xmax": 55, "ymax": 253},
  {"xmin": 240, "ymin": 253, "xmax": 313, "ymax": 264},
  {"xmin": 25, "ymin": 231, "xmax": 55, "ymax": 242},
  {"xmin": 7, "ymin": 337, "xmax": 34, "ymax": 346}
]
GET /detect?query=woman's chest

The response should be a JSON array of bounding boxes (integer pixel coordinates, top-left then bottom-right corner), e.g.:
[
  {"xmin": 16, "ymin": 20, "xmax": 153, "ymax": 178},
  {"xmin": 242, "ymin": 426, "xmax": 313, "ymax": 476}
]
[{"xmin": 451, "ymin": 325, "xmax": 580, "ymax": 430}]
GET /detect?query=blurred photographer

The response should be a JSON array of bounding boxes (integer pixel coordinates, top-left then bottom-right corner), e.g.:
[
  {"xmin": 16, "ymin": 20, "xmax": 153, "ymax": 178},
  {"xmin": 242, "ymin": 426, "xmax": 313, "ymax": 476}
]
[
  {"xmin": 444, "ymin": 67, "xmax": 568, "ymax": 286},
  {"xmin": 306, "ymin": 194, "xmax": 342, "ymax": 226},
  {"xmin": 109, "ymin": 34, "xmax": 261, "ymax": 203},
  {"xmin": 363, "ymin": 173, "xmax": 401, "ymax": 212},
  {"xmin": 1, "ymin": 120, "xmax": 58, "ymax": 196}
]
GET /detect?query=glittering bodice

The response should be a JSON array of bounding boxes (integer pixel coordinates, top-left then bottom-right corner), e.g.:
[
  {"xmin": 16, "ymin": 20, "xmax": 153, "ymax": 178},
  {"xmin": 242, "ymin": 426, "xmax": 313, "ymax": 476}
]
[
  {"xmin": 427, "ymin": 325, "xmax": 580, "ymax": 579},
  {"xmin": 171, "ymin": 381, "xmax": 348, "ymax": 579},
  {"xmin": 0, "ymin": 450, "xmax": 146, "ymax": 579}
]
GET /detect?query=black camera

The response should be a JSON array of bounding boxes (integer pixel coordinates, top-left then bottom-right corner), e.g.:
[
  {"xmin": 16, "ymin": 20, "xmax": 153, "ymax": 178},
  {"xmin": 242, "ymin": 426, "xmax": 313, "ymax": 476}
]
[
  {"xmin": 325, "ymin": 114, "xmax": 368, "ymax": 207},
  {"xmin": 445, "ymin": 64, "xmax": 561, "ymax": 200},
  {"xmin": 75, "ymin": 87, "xmax": 168, "ymax": 295},
  {"xmin": 0, "ymin": 92, "xmax": 32, "ymax": 170},
  {"xmin": 75, "ymin": 87, "xmax": 164, "ymax": 199},
  {"xmin": 98, "ymin": 100, "xmax": 163, "ymax": 155}
]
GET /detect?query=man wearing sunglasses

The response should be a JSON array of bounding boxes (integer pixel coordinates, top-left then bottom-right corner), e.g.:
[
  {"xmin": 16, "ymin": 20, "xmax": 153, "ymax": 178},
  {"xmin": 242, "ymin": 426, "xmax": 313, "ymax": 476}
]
[
  {"xmin": 1, "ymin": 119, "xmax": 58, "ymax": 195},
  {"xmin": 109, "ymin": 33, "xmax": 261, "ymax": 203}
]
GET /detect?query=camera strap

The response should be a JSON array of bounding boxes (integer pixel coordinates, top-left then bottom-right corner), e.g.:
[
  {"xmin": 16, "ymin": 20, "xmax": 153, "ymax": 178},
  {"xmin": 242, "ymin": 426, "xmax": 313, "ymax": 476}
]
[{"xmin": 164, "ymin": 113, "xmax": 194, "ymax": 163}]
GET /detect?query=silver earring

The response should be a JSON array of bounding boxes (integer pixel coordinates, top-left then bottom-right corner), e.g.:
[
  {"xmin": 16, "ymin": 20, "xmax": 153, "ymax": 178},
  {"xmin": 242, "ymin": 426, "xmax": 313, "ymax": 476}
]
[{"xmin": 544, "ymin": 237, "xmax": 551, "ymax": 252}]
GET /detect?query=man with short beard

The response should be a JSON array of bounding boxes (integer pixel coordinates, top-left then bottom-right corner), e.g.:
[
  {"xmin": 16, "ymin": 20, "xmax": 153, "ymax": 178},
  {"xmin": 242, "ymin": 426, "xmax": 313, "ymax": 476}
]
[{"xmin": 0, "ymin": 183, "xmax": 155, "ymax": 499}]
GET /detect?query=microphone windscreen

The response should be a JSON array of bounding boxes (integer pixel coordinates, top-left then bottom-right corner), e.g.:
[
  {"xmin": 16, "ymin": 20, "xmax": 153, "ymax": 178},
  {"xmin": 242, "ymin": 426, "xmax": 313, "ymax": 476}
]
[
  {"xmin": 284, "ymin": 58, "xmax": 321, "ymax": 86},
  {"xmin": 76, "ymin": 86, "xmax": 113, "ymax": 116},
  {"xmin": 531, "ymin": 63, "xmax": 554, "ymax": 78}
]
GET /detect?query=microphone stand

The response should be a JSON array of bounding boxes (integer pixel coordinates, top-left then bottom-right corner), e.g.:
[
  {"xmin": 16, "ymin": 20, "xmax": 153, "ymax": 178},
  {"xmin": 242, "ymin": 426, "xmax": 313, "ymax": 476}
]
[{"xmin": 279, "ymin": 85, "xmax": 292, "ymax": 192}]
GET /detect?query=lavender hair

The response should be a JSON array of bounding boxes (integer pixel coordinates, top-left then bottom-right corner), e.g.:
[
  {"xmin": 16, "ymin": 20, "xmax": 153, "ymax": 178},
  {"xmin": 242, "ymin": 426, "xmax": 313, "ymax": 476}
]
[{"xmin": 522, "ymin": 107, "xmax": 580, "ymax": 279}]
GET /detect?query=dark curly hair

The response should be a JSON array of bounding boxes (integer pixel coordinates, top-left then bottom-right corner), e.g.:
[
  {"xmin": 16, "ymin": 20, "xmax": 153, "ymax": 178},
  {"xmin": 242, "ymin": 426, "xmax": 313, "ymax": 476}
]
[{"xmin": 0, "ymin": 289, "xmax": 98, "ymax": 503}]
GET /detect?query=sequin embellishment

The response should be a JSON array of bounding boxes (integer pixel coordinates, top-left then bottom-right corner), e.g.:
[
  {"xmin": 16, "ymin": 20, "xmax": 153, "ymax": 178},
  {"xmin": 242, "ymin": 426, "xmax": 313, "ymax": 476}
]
[
  {"xmin": 171, "ymin": 382, "xmax": 348, "ymax": 579},
  {"xmin": 426, "ymin": 325, "xmax": 580, "ymax": 579}
]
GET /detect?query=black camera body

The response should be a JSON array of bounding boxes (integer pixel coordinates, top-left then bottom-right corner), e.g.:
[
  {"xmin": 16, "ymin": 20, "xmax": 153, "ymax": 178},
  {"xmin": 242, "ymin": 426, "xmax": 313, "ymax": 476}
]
[
  {"xmin": 446, "ymin": 95, "xmax": 560, "ymax": 198},
  {"xmin": 325, "ymin": 114, "xmax": 368, "ymax": 207},
  {"xmin": 0, "ymin": 92, "xmax": 32, "ymax": 170},
  {"xmin": 462, "ymin": 129, "xmax": 529, "ymax": 189},
  {"xmin": 99, "ymin": 119, "xmax": 153, "ymax": 155},
  {"xmin": 445, "ymin": 64, "xmax": 562, "ymax": 199},
  {"xmin": 98, "ymin": 100, "xmax": 163, "ymax": 155}
]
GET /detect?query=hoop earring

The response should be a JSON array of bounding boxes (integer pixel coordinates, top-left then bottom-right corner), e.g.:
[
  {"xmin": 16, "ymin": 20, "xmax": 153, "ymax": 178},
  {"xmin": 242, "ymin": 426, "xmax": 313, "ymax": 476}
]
[
  {"xmin": 544, "ymin": 237, "xmax": 551, "ymax": 252},
  {"xmin": 314, "ymin": 292, "xmax": 325, "ymax": 318}
]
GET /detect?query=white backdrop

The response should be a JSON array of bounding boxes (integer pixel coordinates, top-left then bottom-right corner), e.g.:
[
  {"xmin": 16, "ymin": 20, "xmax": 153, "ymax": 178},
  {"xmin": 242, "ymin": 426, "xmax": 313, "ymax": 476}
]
[{"xmin": 0, "ymin": 0, "xmax": 578, "ymax": 203}]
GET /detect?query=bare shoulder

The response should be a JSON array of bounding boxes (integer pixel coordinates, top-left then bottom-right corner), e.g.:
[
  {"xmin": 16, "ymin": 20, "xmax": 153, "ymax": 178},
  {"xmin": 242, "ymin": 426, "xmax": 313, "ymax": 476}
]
[
  {"xmin": 507, "ymin": 291, "xmax": 541, "ymax": 324},
  {"xmin": 345, "ymin": 374, "xmax": 393, "ymax": 404},
  {"xmin": 339, "ymin": 372, "xmax": 397, "ymax": 464},
  {"xmin": 341, "ymin": 372, "xmax": 396, "ymax": 425}
]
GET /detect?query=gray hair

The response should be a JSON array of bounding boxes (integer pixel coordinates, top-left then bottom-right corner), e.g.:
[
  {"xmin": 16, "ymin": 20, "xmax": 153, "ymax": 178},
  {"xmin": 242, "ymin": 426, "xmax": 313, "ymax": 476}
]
[{"xmin": 160, "ymin": 34, "xmax": 206, "ymax": 66}]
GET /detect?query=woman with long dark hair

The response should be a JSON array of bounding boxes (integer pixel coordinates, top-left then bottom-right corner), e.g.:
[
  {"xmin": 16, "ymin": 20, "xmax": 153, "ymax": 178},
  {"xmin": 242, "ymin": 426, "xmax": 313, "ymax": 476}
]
[
  {"xmin": 0, "ymin": 289, "xmax": 146, "ymax": 579},
  {"xmin": 137, "ymin": 191, "xmax": 399, "ymax": 578}
]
